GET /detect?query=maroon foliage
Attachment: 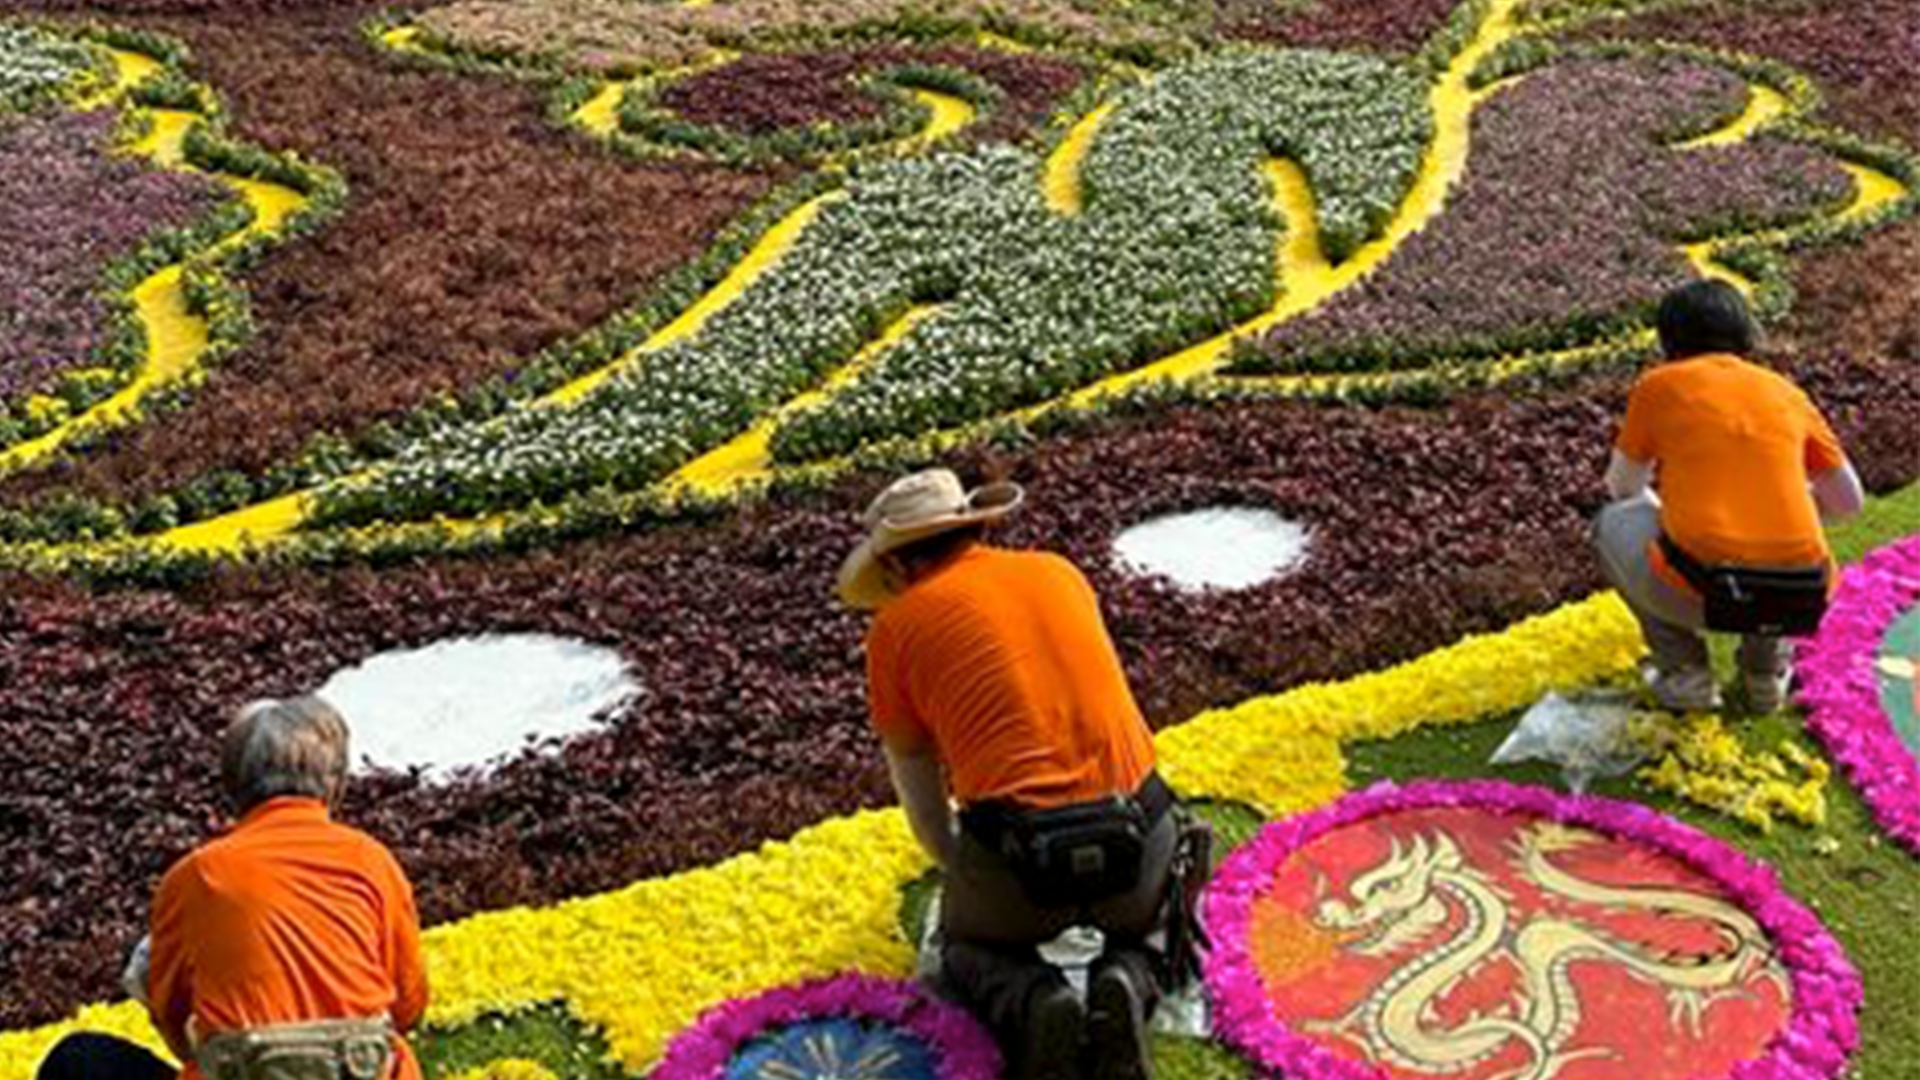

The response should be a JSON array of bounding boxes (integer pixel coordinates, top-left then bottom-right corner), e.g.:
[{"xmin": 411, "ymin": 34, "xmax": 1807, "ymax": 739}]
[{"xmin": 657, "ymin": 46, "xmax": 1085, "ymax": 145}]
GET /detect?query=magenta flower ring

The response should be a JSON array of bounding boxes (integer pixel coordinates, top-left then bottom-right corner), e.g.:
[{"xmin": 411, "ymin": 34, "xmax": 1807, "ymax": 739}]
[
  {"xmin": 1796, "ymin": 536, "xmax": 1920, "ymax": 853},
  {"xmin": 1203, "ymin": 780, "xmax": 1862, "ymax": 1080},
  {"xmin": 651, "ymin": 974, "xmax": 1001, "ymax": 1080}
]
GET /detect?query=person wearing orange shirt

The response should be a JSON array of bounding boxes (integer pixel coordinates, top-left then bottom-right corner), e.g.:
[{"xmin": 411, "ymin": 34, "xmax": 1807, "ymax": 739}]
[
  {"xmin": 1595, "ymin": 280, "xmax": 1864, "ymax": 713},
  {"xmin": 840, "ymin": 469, "xmax": 1179, "ymax": 1080},
  {"xmin": 36, "ymin": 697, "xmax": 428, "ymax": 1080}
]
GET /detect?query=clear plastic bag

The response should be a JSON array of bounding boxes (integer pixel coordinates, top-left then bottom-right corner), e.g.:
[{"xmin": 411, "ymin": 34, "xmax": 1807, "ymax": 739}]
[{"xmin": 1491, "ymin": 690, "xmax": 1649, "ymax": 794}]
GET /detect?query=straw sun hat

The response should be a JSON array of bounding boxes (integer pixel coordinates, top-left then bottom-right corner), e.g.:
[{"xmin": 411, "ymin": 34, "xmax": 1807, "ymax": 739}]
[{"xmin": 837, "ymin": 469, "xmax": 1023, "ymax": 610}]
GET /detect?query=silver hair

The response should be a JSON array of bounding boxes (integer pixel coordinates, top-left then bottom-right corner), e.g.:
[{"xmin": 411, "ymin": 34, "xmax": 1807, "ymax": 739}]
[{"xmin": 219, "ymin": 696, "xmax": 350, "ymax": 812}]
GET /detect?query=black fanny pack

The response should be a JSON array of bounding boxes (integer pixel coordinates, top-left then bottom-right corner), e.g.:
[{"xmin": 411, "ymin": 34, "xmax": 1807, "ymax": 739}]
[
  {"xmin": 961, "ymin": 773, "xmax": 1174, "ymax": 910},
  {"xmin": 1658, "ymin": 534, "xmax": 1829, "ymax": 637}
]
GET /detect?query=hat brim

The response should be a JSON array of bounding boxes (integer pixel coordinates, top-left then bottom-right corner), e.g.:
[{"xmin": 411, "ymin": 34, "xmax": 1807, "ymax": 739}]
[{"xmin": 837, "ymin": 482, "xmax": 1022, "ymax": 610}]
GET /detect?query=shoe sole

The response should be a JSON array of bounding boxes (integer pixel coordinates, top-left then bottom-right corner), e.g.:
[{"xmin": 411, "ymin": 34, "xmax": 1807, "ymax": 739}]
[{"xmin": 1087, "ymin": 969, "xmax": 1152, "ymax": 1080}]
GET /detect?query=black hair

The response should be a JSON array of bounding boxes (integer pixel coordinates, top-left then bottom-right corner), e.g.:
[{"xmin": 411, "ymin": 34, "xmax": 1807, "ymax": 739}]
[
  {"xmin": 1656, "ymin": 279, "xmax": 1757, "ymax": 359},
  {"xmin": 888, "ymin": 525, "xmax": 986, "ymax": 575}
]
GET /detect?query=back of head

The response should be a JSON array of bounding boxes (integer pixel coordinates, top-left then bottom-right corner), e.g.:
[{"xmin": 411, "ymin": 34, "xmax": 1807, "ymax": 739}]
[
  {"xmin": 220, "ymin": 696, "xmax": 350, "ymax": 815},
  {"xmin": 1656, "ymin": 279, "xmax": 1757, "ymax": 360}
]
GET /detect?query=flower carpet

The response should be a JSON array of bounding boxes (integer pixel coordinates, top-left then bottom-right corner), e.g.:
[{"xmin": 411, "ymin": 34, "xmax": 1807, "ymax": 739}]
[{"xmin": 0, "ymin": 1, "xmax": 1915, "ymax": 1078}]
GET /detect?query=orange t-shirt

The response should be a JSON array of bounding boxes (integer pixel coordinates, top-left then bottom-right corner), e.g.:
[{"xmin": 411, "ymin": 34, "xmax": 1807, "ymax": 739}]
[
  {"xmin": 148, "ymin": 798, "xmax": 429, "ymax": 1080},
  {"xmin": 864, "ymin": 546, "xmax": 1155, "ymax": 809},
  {"xmin": 1616, "ymin": 354, "xmax": 1845, "ymax": 569}
]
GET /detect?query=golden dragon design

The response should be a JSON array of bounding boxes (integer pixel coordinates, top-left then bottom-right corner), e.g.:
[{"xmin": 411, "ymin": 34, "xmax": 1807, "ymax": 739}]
[{"xmin": 1306, "ymin": 823, "xmax": 1784, "ymax": 1080}]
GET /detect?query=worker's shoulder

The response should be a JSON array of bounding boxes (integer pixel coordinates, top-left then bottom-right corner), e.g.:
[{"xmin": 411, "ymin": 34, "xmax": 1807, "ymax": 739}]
[{"xmin": 192, "ymin": 816, "xmax": 406, "ymax": 878}]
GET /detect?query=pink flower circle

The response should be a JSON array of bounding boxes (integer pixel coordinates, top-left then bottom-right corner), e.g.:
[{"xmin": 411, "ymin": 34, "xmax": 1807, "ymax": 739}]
[
  {"xmin": 652, "ymin": 974, "xmax": 1001, "ymax": 1080},
  {"xmin": 1203, "ymin": 780, "xmax": 1862, "ymax": 1080},
  {"xmin": 1795, "ymin": 536, "xmax": 1920, "ymax": 852}
]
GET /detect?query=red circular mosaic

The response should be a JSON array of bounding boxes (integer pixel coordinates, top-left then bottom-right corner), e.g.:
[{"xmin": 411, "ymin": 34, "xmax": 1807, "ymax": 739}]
[{"xmin": 1246, "ymin": 807, "xmax": 1792, "ymax": 1080}]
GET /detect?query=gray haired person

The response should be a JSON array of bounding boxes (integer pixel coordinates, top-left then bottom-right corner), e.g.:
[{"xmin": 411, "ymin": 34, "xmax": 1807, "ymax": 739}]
[{"xmin": 37, "ymin": 698, "xmax": 428, "ymax": 1080}]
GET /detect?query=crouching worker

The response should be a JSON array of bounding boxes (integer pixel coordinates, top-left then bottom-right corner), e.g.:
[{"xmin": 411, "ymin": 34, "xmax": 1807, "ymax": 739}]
[
  {"xmin": 1595, "ymin": 280, "xmax": 1865, "ymax": 713},
  {"xmin": 37, "ymin": 698, "xmax": 429, "ymax": 1080},
  {"xmin": 841, "ymin": 469, "xmax": 1194, "ymax": 1080}
]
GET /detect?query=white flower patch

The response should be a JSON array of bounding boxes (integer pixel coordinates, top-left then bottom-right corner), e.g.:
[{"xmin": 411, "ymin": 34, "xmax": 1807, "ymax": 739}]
[
  {"xmin": 0, "ymin": 25, "xmax": 91, "ymax": 108},
  {"xmin": 320, "ymin": 50, "xmax": 1429, "ymax": 526},
  {"xmin": 314, "ymin": 634, "xmax": 640, "ymax": 780},
  {"xmin": 1113, "ymin": 506, "xmax": 1310, "ymax": 590}
]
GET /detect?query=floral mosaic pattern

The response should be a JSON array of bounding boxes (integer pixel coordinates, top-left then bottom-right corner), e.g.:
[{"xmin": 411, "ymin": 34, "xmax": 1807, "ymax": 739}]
[{"xmin": 1204, "ymin": 781, "xmax": 1862, "ymax": 1080}]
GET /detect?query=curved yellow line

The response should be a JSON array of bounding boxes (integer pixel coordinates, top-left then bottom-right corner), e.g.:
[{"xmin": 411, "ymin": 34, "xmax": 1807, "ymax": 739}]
[
  {"xmin": 670, "ymin": 304, "xmax": 939, "ymax": 495},
  {"xmin": 1043, "ymin": 102, "xmax": 1113, "ymax": 215},
  {"xmin": 901, "ymin": 88, "xmax": 975, "ymax": 152},
  {"xmin": 571, "ymin": 80, "xmax": 631, "ymax": 139},
  {"xmin": 542, "ymin": 195, "xmax": 835, "ymax": 408},
  {"xmin": 0, "ymin": 50, "xmax": 312, "ymax": 480},
  {"xmin": 1687, "ymin": 158, "xmax": 1907, "ymax": 293},
  {"xmin": 1681, "ymin": 82, "xmax": 1789, "ymax": 149}
]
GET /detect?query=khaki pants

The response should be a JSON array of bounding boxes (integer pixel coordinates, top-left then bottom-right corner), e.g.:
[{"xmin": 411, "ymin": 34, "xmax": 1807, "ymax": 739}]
[
  {"xmin": 936, "ymin": 813, "xmax": 1177, "ymax": 1038},
  {"xmin": 1591, "ymin": 496, "xmax": 1790, "ymax": 679}
]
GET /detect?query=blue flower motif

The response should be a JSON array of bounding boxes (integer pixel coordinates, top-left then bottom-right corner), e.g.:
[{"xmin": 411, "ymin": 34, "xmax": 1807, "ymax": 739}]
[{"xmin": 726, "ymin": 1017, "xmax": 939, "ymax": 1080}]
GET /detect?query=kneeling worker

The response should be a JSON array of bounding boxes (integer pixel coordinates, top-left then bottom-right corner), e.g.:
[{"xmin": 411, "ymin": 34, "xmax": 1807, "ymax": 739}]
[
  {"xmin": 840, "ymin": 469, "xmax": 1178, "ymax": 1080},
  {"xmin": 38, "ymin": 697, "xmax": 428, "ymax": 1080},
  {"xmin": 1595, "ymin": 280, "xmax": 1865, "ymax": 713}
]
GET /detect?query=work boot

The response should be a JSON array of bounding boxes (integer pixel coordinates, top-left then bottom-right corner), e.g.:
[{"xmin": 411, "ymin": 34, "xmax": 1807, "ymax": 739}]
[
  {"xmin": 1087, "ymin": 953, "xmax": 1155, "ymax": 1080},
  {"xmin": 1742, "ymin": 669, "xmax": 1793, "ymax": 714},
  {"xmin": 1644, "ymin": 664, "xmax": 1720, "ymax": 713},
  {"xmin": 1013, "ymin": 981, "xmax": 1084, "ymax": 1080}
]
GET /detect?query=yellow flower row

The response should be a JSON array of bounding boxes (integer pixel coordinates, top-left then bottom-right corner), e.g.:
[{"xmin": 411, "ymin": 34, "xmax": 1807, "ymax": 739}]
[{"xmin": 0, "ymin": 588, "xmax": 1649, "ymax": 1080}]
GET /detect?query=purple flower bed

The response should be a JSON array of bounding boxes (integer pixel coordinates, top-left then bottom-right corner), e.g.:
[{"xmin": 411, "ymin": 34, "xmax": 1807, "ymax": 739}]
[
  {"xmin": 654, "ymin": 46, "xmax": 1084, "ymax": 145},
  {"xmin": 1236, "ymin": 55, "xmax": 1854, "ymax": 375},
  {"xmin": 1215, "ymin": 0, "xmax": 1461, "ymax": 55},
  {"xmin": 1563, "ymin": 0, "xmax": 1920, "ymax": 144},
  {"xmin": 0, "ymin": 109, "xmax": 227, "ymax": 402}
]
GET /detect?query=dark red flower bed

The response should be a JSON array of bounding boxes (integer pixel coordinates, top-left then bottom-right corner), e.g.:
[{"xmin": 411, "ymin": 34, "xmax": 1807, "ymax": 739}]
[
  {"xmin": 0, "ymin": 109, "xmax": 225, "ymax": 402},
  {"xmin": 0, "ymin": 3, "xmax": 776, "ymax": 511},
  {"xmin": 1564, "ymin": 0, "xmax": 1920, "ymax": 145},
  {"xmin": 656, "ymin": 46, "xmax": 1084, "ymax": 146},
  {"xmin": 4, "ymin": 350, "xmax": 1916, "ymax": 1027},
  {"xmin": 1236, "ymin": 54, "xmax": 1854, "ymax": 374}
]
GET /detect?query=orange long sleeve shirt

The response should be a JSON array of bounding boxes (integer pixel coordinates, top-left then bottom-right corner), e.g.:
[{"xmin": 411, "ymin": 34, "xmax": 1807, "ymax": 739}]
[{"xmin": 148, "ymin": 798, "xmax": 428, "ymax": 1080}]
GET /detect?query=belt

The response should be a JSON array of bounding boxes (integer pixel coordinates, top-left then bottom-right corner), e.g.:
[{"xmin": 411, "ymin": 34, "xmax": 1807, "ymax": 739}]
[
  {"xmin": 1657, "ymin": 533, "xmax": 1827, "ymax": 593},
  {"xmin": 959, "ymin": 771, "xmax": 1174, "ymax": 851}
]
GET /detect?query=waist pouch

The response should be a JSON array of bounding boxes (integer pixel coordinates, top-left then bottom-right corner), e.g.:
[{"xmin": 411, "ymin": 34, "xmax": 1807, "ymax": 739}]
[
  {"xmin": 962, "ymin": 773, "xmax": 1172, "ymax": 910},
  {"xmin": 1659, "ymin": 534, "xmax": 1829, "ymax": 636},
  {"xmin": 198, "ymin": 1018, "xmax": 394, "ymax": 1080}
]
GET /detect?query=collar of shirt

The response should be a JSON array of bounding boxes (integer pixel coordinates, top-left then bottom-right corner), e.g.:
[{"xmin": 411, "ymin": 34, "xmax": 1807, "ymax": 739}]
[{"xmin": 236, "ymin": 796, "xmax": 330, "ymax": 832}]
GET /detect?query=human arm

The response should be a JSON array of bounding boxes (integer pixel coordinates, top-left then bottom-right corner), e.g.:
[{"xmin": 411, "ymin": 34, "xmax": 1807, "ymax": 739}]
[
  {"xmin": 1800, "ymin": 397, "xmax": 1862, "ymax": 522},
  {"xmin": 384, "ymin": 857, "xmax": 430, "ymax": 1033},
  {"xmin": 145, "ymin": 864, "xmax": 198, "ymax": 1063},
  {"xmin": 1811, "ymin": 463, "xmax": 1865, "ymax": 523},
  {"xmin": 883, "ymin": 740, "xmax": 957, "ymax": 868},
  {"xmin": 864, "ymin": 618, "xmax": 955, "ymax": 865},
  {"xmin": 1604, "ymin": 449, "xmax": 1655, "ymax": 503},
  {"xmin": 1609, "ymin": 374, "xmax": 1662, "ymax": 502}
]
